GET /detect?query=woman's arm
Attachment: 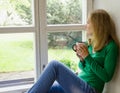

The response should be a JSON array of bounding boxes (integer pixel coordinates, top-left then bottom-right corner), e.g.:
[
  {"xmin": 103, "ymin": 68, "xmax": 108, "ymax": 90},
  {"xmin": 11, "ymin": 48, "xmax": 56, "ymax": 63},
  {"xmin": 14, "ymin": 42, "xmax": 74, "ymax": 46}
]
[{"xmin": 84, "ymin": 44, "xmax": 119, "ymax": 82}]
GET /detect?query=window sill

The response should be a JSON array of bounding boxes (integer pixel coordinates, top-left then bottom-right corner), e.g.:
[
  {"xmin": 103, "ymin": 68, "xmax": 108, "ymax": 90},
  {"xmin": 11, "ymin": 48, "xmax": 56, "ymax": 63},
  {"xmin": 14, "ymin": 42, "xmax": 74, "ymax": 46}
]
[
  {"xmin": 0, "ymin": 84, "xmax": 33, "ymax": 93},
  {"xmin": 0, "ymin": 78, "xmax": 34, "ymax": 93}
]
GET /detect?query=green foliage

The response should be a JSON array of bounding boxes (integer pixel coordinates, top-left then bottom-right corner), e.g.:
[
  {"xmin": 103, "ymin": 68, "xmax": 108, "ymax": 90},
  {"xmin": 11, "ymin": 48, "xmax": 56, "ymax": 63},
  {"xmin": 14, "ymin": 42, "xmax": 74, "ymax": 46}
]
[
  {"xmin": 0, "ymin": 0, "xmax": 82, "ymax": 72},
  {"xmin": 0, "ymin": 40, "xmax": 79, "ymax": 73},
  {"xmin": 10, "ymin": 0, "xmax": 32, "ymax": 24},
  {"xmin": 60, "ymin": 59, "xmax": 78, "ymax": 72},
  {"xmin": 47, "ymin": 0, "xmax": 82, "ymax": 24},
  {"xmin": 48, "ymin": 31, "xmax": 82, "ymax": 49},
  {"xmin": 47, "ymin": 0, "xmax": 82, "ymax": 48},
  {"xmin": 48, "ymin": 49, "xmax": 79, "ymax": 72},
  {"xmin": 0, "ymin": 0, "xmax": 82, "ymax": 25},
  {"xmin": 0, "ymin": 0, "xmax": 32, "ymax": 26}
]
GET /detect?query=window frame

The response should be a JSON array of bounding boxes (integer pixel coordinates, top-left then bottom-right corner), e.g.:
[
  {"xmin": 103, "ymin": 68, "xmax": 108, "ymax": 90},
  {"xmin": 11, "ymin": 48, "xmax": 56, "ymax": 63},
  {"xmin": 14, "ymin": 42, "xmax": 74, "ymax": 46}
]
[
  {"xmin": 0, "ymin": 0, "xmax": 93, "ymax": 92},
  {"xmin": 37, "ymin": 0, "xmax": 93, "ymax": 79}
]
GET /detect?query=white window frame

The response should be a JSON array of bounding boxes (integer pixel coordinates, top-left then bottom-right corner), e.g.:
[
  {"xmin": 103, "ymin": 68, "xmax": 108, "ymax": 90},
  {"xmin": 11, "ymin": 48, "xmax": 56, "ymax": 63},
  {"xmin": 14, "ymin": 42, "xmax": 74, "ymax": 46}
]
[
  {"xmin": 0, "ymin": 0, "xmax": 93, "ymax": 92},
  {"xmin": 37, "ymin": 0, "xmax": 93, "ymax": 79}
]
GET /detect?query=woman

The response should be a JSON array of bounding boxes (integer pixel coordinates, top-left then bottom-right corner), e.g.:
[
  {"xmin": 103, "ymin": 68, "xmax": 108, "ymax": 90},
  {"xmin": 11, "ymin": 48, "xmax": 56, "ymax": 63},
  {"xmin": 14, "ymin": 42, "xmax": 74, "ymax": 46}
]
[{"xmin": 27, "ymin": 9, "xmax": 119, "ymax": 93}]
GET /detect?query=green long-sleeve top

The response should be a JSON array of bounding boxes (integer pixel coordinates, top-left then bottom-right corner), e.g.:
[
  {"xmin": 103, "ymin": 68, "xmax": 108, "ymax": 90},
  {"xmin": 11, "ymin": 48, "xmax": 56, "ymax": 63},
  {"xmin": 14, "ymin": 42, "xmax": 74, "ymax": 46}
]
[{"xmin": 78, "ymin": 40, "xmax": 119, "ymax": 93}]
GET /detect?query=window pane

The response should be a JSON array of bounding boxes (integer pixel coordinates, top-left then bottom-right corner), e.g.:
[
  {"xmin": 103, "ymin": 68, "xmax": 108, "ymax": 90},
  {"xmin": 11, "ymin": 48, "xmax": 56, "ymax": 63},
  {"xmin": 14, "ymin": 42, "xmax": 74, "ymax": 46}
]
[
  {"xmin": 48, "ymin": 31, "xmax": 83, "ymax": 72},
  {"xmin": 47, "ymin": 0, "xmax": 82, "ymax": 24},
  {"xmin": 0, "ymin": 0, "xmax": 33, "ymax": 27},
  {"xmin": 0, "ymin": 33, "xmax": 35, "ymax": 82}
]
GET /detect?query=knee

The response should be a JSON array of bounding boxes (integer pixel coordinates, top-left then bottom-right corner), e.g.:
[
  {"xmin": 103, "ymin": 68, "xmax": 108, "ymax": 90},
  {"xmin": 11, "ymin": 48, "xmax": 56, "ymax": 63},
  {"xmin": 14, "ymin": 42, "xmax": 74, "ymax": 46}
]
[{"xmin": 49, "ymin": 60, "xmax": 60, "ymax": 66}]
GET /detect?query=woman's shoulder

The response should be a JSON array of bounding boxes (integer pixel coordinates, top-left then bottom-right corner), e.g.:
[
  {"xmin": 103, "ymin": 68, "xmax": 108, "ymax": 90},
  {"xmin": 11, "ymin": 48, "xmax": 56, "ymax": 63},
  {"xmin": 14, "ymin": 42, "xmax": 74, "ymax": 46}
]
[
  {"xmin": 107, "ymin": 40, "xmax": 118, "ymax": 47},
  {"xmin": 106, "ymin": 40, "xmax": 119, "ymax": 52}
]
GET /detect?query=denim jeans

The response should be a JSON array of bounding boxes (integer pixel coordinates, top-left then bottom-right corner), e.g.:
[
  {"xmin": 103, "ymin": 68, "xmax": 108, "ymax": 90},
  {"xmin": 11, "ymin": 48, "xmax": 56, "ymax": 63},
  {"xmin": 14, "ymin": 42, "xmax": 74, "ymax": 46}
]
[{"xmin": 27, "ymin": 60, "xmax": 97, "ymax": 93}]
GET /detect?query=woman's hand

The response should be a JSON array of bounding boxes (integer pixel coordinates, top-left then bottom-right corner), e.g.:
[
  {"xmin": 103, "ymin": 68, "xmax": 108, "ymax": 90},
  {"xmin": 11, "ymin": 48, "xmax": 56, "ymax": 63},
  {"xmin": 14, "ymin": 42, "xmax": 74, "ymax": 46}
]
[
  {"xmin": 76, "ymin": 43, "xmax": 89, "ymax": 59},
  {"xmin": 76, "ymin": 53, "xmax": 84, "ymax": 62}
]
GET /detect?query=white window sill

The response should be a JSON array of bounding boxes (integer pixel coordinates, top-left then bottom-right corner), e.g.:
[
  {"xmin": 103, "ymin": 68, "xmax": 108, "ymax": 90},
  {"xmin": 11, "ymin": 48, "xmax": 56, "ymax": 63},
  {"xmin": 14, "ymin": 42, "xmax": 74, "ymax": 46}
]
[{"xmin": 0, "ymin": 84, "xmax": 33, "ymax": 93}]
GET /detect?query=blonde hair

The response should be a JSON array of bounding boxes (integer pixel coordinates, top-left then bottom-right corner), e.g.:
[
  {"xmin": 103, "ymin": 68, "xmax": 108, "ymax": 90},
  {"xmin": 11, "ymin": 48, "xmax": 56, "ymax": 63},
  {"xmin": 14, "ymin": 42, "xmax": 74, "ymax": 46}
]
[{"xmin": 89, "ymin": 9, "xmax": 120, "ymax": 51}]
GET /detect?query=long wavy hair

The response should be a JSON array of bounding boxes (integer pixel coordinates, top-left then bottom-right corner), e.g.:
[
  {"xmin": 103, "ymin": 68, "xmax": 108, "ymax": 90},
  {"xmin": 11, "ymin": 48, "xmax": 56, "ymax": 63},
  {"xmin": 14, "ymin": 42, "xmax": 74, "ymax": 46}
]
[{"xmin": 89, "ymin": 9, "xmax": 120, "ymax": 52}]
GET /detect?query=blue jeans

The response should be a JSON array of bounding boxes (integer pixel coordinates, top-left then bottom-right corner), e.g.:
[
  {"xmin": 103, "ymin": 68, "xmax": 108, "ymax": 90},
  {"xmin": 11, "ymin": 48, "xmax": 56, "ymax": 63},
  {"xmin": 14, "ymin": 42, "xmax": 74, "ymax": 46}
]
[{"xmin": 27, "ymin": 60, "xmax": 97, "ymax": 93}]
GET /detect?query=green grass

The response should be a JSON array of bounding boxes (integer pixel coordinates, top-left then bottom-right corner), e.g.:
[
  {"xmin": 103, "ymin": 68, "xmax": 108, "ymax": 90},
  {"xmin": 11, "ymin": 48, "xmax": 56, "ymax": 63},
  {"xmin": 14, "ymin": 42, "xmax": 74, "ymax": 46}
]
[
  {"xmin": 48, "ymin": 49, "xmax": 79, "ymax": 71},
  {"xmin": 0, "ymin": 40, "xmax": 34, "ymax": 72},
  {"xmin": 48, "ymin": 49, "xmax": 78, "ymax": 61},
  {"xmin": 0, "ymin": 40, "xmax": 79, "ymax": 73}
]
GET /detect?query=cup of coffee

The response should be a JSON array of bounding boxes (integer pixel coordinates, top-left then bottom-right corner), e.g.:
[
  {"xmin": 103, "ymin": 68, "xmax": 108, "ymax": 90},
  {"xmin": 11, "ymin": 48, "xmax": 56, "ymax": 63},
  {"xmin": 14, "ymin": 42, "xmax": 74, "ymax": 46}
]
[{"xmin": 72, "ymin": 42, "xmax": 87, "ymax": 52}]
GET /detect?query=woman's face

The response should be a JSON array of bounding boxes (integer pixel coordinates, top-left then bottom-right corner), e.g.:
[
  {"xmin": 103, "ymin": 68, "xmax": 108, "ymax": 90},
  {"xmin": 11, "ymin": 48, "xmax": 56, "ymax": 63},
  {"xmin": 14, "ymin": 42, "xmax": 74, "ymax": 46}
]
[{"xmin": 86, "ymin": 18, "xmax": 94, "ymax": 38}]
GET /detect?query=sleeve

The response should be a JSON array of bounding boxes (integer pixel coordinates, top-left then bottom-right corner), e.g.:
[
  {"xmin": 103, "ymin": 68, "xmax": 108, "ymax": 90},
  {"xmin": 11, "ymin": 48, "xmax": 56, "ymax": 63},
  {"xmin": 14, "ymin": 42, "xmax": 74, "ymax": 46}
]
[
  {"xmin": 78, "ymin": 61, "xmax": 85, "ymax": 70},
  {"xmin": 84, "ymin": 44, "xmax": 119, "ymax": 82},
  {"xmin": 78, "ymin": 45, "xmax": 91, "ymax": 71}
]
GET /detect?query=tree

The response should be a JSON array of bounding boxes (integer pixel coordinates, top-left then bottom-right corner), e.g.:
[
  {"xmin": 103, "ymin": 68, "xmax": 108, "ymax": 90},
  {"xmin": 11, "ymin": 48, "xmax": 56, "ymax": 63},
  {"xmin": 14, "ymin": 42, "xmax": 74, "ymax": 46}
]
[
  {"xmin": 47, "ymin": 0, "xmax": 82, "ymax": 48},
  {"xmin": 0, "ymin": 0, "xmax": 32, "ymax": 26},
  {"xmin": 47, "ymin": 0, "xmax": 82, "ymax": 24},
  {"xmin": 10, "ymin": 0, "xmax": 32, "ymax": 25}
]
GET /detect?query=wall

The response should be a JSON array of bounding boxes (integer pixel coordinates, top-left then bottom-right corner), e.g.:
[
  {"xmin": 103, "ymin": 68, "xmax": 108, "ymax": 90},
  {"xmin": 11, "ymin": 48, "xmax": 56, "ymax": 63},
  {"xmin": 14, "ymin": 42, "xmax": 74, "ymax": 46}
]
[{"xmin": 94, "ymin": 0, "xmax": 120, "ymax": 93}]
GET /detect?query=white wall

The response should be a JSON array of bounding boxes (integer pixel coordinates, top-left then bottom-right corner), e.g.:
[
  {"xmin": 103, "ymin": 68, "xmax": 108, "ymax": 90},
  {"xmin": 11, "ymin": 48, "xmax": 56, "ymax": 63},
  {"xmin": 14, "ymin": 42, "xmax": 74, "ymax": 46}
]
[{"xmin": 94, "ymin": 0, "xmax": 120, "ymax": 93}]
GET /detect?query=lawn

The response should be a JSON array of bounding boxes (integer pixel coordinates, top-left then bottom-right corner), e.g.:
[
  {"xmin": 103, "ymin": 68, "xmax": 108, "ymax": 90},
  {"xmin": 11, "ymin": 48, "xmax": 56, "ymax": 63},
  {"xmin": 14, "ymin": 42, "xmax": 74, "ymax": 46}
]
[
  {"xmin": 48, "ymin": 49, "xmax": 79, "ymax": 71},
  {"xmin": 0, "ymin": 40, "xmax": 34, "ymax": 72},
  {"xmin": 0, "ymin": 39, "xmax": 79, "ymax": 73}
]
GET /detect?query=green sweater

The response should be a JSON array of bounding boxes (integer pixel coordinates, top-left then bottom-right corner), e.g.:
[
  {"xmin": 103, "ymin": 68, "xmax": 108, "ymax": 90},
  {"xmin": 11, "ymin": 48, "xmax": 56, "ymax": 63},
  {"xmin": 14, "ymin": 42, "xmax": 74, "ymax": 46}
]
[{"xmin": 78, "ymin": 40, "xmax": 119, "ymax": 93}]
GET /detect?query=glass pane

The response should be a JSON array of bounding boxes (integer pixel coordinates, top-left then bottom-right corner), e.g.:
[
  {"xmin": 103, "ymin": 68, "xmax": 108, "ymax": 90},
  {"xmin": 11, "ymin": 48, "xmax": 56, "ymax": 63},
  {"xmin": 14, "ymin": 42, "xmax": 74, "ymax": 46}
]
[
  {"xmin": 47, "ymin": 0, "xmax": 82, "ymax": 24},
  {"xmin": 48, "ymin": 31, "xmax": 83, "ymax": 72},
  {"xmin": 0, "ymin": 0, "xmax": 33, "ymax": 27},
  {"xmin": 0, "ymin": 33, "xmax": 35, "ymax": 82}
]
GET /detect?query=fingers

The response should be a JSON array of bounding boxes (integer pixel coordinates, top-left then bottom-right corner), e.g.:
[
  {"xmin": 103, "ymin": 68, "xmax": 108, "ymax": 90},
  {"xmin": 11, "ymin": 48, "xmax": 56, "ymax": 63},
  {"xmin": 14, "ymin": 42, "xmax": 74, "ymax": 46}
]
[
  {"xmin": 76, "ymin": 43, "xmax": 87, "ymax": 52},
  {"xmin": 76, "ymin": 53, "xmax": 84, "ymax": 62},
  {"xmin": 76, "ymin": 43, "xmax": 89, "ymax": 58}
]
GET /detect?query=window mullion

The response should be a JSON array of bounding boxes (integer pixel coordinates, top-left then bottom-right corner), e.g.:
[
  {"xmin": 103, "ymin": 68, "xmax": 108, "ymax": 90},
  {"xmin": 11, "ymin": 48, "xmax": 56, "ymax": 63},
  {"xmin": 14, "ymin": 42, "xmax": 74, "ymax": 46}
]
[
  {"xmin": 0, "ymin": 27, "xmax": 35, "ymax": 33},
  {"xmin": 82, "ymin": 0, "xmax": 93, "ymax": 42},
  {"xmin": 47, "ymin": 24, "xmax": 85, "ymax": 32},
  {"xmin": 86, "ymin": 0, "xmax": 93, "ymax": 17},
  {"xmin": 35, "ymin": 0, "xmax": 48, "ymax": 80}
]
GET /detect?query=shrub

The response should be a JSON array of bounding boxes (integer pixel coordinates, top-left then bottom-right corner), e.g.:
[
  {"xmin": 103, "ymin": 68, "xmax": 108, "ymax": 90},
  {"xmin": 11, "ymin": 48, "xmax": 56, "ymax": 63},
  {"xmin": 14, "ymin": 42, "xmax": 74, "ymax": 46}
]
[{"xmin": 60, "ymin": 58, "xmax": 78, "ymax": 72}]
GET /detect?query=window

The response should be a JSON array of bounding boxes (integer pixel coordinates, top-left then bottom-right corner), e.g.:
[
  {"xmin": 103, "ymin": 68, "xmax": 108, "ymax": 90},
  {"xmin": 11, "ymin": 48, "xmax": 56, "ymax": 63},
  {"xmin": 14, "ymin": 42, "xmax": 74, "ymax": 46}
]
[
  {"xmin": 48, "ymin": 31, "xmax": 83, "ymax": 72},
  {"xmin": 0, "ymin": 33, "xmax": 34, "ymax": 81},
  {"xmin": 0, "ymin": 0, "xmax": 93, "ymax": 92},
  {"xmin": 46, "ymin": 0, "xmax": 93, "ymax": 73},
  {"xmin": 0, "ymin": 0, "xmax": 35, "ymax": 92}
]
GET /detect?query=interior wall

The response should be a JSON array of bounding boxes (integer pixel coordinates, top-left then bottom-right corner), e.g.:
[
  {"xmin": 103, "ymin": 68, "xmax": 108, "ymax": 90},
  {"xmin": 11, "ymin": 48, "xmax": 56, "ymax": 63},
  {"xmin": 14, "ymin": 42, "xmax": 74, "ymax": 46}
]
[{"xmin": 94, "ymin": 0, "xmax": 120, "ymax": 93}]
